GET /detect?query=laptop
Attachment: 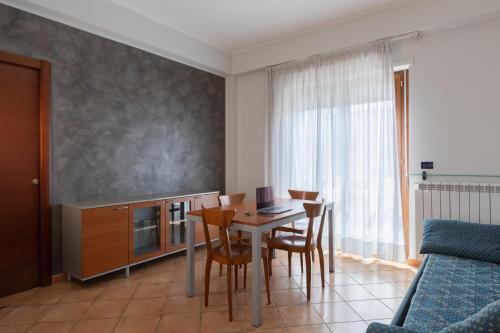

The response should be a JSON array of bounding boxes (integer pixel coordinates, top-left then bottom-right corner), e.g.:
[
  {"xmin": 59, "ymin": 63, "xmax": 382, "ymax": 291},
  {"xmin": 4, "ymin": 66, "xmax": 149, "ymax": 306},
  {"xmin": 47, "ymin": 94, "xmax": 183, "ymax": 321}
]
[{"xmin": 256, "ymin": 186, "xmax": 292, "ymax": 215}]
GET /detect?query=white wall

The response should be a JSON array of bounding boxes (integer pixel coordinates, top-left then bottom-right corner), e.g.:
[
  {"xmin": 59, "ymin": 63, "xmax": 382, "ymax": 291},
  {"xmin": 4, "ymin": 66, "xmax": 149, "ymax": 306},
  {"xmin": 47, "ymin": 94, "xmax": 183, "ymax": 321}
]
[
  {"xmin": 227, "ymin": 17, "xmax": 500, "ymax": 260},
  {"xmin": 233, "ymin": 0, "xmax": 500, "ymax": 74},
  {"xmin": 393, "ymin": 17, "xmax": 500, "ymax": 259},
  {"xmin": 395, "ymin": 18, "xmax": 500, "ymax": 176},
  {"xmin": 235, "ymin": 71, "xmax": 268, "ymax": 200},
  {"xmin": 226, "ymin": 70, "xmax": 267, "ymax": 200},
  {"xmin": 225, "ymin": 76, "xmax": 238, "ymax": 194}
]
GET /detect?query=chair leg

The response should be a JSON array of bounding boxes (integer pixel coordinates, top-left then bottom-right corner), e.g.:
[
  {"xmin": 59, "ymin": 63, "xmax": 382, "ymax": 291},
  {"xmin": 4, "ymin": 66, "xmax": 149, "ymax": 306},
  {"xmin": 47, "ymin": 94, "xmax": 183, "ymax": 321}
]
[
  {"xmin": 235, "ymin": 265, "xmax": 238, "ymax": 290},
  {"xmin": 268, "ymin": 248, "xmax": 273, "ymax": 276},
  {"xmin": 243, "ymin": 264, "xmax": 247, "ymax": 289},
  {"xmin": 226, "ymin": 265, "xmax": 233, "ymax": 321},
  {"xmin": 300, "ymin": 253, "xmax": 304, "ymax": 273},
  {"xmin": 305, "ymin": 251, "xmax": 312, "ymax": 301},
  {"xmin": 288, "ymin": 252, "xmax": 292, "ymax": 277},
  {"xmin": 204, "ymin": 258, "xmax": 212, "ymax": 307},
  {"xmin": 318, "ymin": 246, "xmax": 325, "ymax": 289},
  {"xmin": 311, "ymin": 249, "xmax": 315, "ymax": 262},
  {"xmin": 262, "ymin": 257, "xmax": 271, "ymax": 305},
  {"xmin": 219, "ymin": 263, "xmax": 223, "ymax": 276}
]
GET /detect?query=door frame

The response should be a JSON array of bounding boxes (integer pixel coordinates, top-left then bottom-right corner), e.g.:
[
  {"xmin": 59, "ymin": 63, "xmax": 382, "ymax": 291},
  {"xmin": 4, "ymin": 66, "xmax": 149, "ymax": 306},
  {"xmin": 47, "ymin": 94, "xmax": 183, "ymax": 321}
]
[
  {"xmin": 0, "ymin": 50, "xmax": 52, "ymax": 286},
  {"xmin": 394, "ymin": 69, "xmax": 409, "ymax": 259}
]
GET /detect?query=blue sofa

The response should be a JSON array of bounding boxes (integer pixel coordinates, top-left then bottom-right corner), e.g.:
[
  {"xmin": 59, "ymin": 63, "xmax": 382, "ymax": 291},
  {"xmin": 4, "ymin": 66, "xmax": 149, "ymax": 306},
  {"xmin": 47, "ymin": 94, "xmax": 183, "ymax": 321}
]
[{"xmin": 366, "ymin": 219, "xmax": 500, "ymax": 333}]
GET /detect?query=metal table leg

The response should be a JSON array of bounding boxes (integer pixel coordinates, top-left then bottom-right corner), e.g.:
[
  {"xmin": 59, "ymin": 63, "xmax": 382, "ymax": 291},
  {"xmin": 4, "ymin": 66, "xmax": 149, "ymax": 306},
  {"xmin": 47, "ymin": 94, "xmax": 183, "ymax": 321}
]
[
  {"xmin": 328, "ymin": 207, "xmax": 335, "ymax": 273},
  {"xmin": 251, "ymin": 229, "xmax": 263, "ymax": 327},
  {"xmin": 186, "ymin": 216, "xmax": 196, "ymax": 296}
]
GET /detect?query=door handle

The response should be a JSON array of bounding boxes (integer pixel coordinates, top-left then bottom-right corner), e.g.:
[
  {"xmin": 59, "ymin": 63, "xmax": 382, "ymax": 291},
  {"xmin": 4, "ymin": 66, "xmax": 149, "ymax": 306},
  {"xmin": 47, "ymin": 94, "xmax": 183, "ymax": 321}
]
[{"xmin": 32, "ymin": 179, "xmax": 39, "ymax": 185}]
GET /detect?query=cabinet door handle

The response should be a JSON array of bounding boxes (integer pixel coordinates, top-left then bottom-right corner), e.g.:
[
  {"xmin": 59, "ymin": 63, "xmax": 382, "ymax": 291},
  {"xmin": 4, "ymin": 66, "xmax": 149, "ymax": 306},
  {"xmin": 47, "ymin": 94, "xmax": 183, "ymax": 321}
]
[{"xmin": 114, "ymin": 206, "xmax": 128, "ymax": 210}]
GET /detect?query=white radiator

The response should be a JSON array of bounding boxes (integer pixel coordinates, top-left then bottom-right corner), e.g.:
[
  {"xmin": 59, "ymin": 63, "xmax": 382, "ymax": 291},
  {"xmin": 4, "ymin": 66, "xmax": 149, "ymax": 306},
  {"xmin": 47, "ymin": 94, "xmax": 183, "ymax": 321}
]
[{"xmin": 414, "ymin": 182, "xmax": 500, "ymax": 225}]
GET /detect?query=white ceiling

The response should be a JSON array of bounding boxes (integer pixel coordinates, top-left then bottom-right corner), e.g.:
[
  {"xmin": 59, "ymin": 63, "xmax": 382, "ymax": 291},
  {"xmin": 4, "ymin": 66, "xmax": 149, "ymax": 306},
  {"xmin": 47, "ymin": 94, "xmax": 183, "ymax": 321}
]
[{"xmin": 110, "ymin": 0, "xmax": 405, "ymax": 53}]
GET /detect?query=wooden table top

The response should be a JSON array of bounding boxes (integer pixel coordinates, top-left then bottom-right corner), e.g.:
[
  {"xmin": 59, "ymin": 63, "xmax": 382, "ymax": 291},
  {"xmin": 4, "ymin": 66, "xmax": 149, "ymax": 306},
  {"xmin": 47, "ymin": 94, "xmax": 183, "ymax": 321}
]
[{"xmin": 188, "ymin": 198, "xmax": 327, "ymax": 227}]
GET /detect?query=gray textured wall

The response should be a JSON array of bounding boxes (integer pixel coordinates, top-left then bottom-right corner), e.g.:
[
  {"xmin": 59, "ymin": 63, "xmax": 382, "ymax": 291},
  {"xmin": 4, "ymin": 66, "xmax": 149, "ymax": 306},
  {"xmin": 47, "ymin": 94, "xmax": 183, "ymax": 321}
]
[{"xmin": 0, "ymin": 4, "xmax": 225, "ymax": 273}]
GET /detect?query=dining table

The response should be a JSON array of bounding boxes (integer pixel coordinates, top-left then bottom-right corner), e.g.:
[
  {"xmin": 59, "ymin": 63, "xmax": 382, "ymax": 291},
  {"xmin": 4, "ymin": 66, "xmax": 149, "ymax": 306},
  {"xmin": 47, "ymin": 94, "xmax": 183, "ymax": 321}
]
[{"xmin": 185, "ymin": 197, "xmax": 334, "ymax": 327}]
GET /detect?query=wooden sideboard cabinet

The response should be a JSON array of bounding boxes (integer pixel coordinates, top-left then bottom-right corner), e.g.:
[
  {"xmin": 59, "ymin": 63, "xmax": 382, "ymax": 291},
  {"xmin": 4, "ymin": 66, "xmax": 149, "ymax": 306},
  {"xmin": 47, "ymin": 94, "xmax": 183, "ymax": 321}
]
[{"xmin": 63, "ymin": 191, "xmax": 219, "ymax": 281}]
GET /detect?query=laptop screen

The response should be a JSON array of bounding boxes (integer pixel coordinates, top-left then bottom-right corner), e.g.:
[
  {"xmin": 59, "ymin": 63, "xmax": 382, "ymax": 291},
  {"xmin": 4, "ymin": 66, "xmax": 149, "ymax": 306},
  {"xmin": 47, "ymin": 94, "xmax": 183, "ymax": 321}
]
[{"xmin": 256, "ymin": 186, "xmax": 274, "ymax": 210}]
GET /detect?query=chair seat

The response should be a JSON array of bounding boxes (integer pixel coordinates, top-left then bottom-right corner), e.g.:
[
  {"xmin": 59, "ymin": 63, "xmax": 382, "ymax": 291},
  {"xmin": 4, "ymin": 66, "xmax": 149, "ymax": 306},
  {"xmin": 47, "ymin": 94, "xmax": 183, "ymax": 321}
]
[
  {"xmin": 213, "ymin": 244, "xmax": 267, "ymax": 265},
  {"xmin": 268, "ymin": 235, "xmax": 316, "ymax": 252}
]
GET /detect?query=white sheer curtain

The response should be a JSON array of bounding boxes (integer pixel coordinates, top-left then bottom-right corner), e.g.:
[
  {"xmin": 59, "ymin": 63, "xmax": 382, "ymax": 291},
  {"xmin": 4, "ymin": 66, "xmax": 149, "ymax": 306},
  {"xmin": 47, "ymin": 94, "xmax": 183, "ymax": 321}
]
[{"xmin": 267, "ymin": 41, "xmax": 405, "ymax": 262}]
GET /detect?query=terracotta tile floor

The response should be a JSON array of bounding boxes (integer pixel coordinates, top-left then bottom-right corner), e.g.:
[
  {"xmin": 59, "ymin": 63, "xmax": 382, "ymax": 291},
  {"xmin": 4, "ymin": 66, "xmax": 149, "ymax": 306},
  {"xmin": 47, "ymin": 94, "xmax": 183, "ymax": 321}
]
[{"xmin": 0, "ymin": 250, "xmax": 416, "ymax": 333}]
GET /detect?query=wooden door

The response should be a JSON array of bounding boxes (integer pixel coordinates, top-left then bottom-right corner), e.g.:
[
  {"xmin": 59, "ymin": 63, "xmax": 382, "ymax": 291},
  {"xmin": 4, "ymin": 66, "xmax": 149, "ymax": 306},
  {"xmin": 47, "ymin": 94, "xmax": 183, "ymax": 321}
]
[
  {"xmin": 129, "ymin": 201, "xmax": 166, "ymax": 263},
  {"xmin": 394, "ymin": 70, "xmax": 409, "ymax": 258},
  {"xmin": 0, "ymin": 51, "xmax": 51, "ymax": 297},
  {"xmin": 194, "ymin": 193, "xmax": 219, "ymax": 243},
  {"xmin": 82, "ymin": 205, "xmax": 129, "ymax": 278}
]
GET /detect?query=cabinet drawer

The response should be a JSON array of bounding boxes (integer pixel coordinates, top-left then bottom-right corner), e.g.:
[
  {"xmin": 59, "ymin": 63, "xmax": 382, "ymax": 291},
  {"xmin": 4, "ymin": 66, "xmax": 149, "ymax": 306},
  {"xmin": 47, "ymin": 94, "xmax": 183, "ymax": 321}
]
[{"xmin": 81, "ymin": 205, "xmax": 129, "ymax": 277}]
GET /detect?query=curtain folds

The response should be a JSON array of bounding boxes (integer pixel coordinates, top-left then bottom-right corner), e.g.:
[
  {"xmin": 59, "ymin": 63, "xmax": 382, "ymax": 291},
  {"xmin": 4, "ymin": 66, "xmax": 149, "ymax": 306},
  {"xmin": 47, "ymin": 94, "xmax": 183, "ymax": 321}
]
[{"xmin": 267, "ymin": 41, "xmax": 405, "ymax": 262}]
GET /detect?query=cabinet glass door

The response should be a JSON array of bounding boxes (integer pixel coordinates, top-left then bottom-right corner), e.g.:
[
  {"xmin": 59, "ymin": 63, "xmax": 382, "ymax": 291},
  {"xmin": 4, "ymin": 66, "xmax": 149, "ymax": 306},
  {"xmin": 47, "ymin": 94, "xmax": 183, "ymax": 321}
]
[
  {"xmin": 167, "ymin": 200, "xmax": 191, "ymax": 249},
  {"xmin": 133, "ymin": 204, "xmax": 162, "ymax": 257},
  {"xmin": 168, "ymin": 201, "xmax": 191, "ymax": 247}
]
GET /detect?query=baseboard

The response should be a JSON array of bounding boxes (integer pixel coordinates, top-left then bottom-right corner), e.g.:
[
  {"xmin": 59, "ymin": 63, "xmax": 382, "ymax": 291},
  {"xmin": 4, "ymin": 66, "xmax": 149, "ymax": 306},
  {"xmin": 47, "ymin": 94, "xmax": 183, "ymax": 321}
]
[
  {"xmin": 52, "ymin": 272, "xmax": 67, "ymax": 283},
  {"xmin": 407, "ymin": 258, "xmax": 421, "ymax": 267}
]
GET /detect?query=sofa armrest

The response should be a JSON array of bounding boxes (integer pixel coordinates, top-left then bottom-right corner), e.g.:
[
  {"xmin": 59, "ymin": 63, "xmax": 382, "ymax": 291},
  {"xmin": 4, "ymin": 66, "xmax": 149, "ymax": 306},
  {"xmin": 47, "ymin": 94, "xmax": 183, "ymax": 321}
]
[
  {"xmin": 390, "ymin": 254, "xmax": 429, "ymax": 326},
  {"xmin": 366, "ymin": 323, "xmax": 417, "ymax": 333}
]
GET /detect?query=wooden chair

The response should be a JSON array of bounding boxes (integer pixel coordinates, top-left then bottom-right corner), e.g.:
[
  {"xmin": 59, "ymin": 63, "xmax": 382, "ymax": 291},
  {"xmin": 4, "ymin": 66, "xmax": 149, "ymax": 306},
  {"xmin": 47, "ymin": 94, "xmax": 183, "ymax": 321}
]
[
  {"xmin": 273, "ymin": 189, "xmax": 319, "ymax": 275},
  {"xmin": 217, "ymin": 193, "xmax": 250, "ymax": 275},
  {"xmin": 218, "ymin": 193, "xmax": 246, "ymax": 206},
  {"xmin": 267, "ymin": 201, "xmax": 326, "ymax": 301},
  {"xmin": 288, "ymin": 189, "xmax": 320, "ymax": 201},
  {"xmin": 201, "ymin": 206, "xmax": 271, "ymax": 321}
]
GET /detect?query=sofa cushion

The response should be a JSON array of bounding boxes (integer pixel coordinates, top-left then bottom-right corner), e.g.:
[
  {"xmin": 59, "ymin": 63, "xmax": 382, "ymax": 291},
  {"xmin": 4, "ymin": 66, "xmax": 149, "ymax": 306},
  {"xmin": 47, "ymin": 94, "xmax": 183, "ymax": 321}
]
[
  {"xmin": 420, "ymin": 219, "xmax": 500, "ymax": 263},
  {"xmin": 403, "ymin": 254, "xmax": 500, "ymax": 332}
]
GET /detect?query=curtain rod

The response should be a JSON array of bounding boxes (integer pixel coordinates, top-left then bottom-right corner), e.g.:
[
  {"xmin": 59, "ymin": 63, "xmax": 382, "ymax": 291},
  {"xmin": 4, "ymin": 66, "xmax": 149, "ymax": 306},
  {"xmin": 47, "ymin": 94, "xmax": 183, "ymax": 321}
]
[{"xmin": 267, "ymin": 30, "xmax": 421, "ymax": 69}]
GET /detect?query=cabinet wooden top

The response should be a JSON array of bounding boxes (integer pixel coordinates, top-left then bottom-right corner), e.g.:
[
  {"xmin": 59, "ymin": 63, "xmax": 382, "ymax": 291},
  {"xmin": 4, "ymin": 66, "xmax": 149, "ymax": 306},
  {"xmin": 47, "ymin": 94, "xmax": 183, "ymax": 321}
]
[{"xmin": 63, "ymin": 191, "xmax": 220, "ymax": 210}]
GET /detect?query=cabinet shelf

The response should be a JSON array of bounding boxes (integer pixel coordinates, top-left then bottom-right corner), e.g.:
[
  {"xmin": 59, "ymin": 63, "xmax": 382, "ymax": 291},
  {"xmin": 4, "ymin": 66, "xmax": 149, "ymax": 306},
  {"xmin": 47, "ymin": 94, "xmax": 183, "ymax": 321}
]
[
  {"xmin": 169, "ymin": 219, "xmax": 187, "ymax": 225},
  {"xmin": 134, "ymin": 225, "xmax": 159, "ymax": 232}
]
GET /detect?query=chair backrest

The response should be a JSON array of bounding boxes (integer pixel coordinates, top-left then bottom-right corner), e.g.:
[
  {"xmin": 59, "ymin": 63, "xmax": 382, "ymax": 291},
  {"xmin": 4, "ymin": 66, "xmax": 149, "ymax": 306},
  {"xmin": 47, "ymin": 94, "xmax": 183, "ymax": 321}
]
[
  {"xmin": 201, "ymin": 205, "xmax": 235, "ymax": 258},
  {"xmin": 288, "ymin": 189, "xmax": 320, "ymax": 201},
  {"xmin": 303, "ymin": 201, "xmax": 326, "ymax": 248},
  {"xmin": 219, "ymin": 193, "xmax": 246, "ymax": 206}
]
